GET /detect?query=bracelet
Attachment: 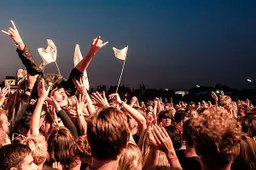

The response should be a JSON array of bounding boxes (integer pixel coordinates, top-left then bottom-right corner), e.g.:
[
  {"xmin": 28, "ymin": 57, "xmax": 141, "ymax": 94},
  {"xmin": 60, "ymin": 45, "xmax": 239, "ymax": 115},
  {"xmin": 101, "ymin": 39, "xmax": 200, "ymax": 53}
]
[
  {"xmin": 15, "ymin": 40, "xmax": 23, "ymax": 46},
  {"xmin": 119, "ymin": 101, "xmax": 124, "ymax": 109},
  {"xmin": 169, "ymin": 157, "xmax": 178, "ymax": 162}
]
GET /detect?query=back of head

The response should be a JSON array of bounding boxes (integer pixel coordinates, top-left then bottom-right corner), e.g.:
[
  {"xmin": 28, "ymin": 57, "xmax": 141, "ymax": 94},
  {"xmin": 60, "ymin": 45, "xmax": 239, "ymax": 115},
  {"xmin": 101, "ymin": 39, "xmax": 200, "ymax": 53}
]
[
  {"xmin": 87, "ymin": 107, "xmax": 129, "ymax": 161},
  {"xmin": 191, "ymin": 107, "xmax": 242, "ymax": 168},
  {"xmin": 232, "ymin": 134, "xmax": 256, "ymax": 170},
  {"xmin": 0, "ymin": 143, "xmax": 31, "ymax": 170},
  {"xmin": 240, "ymin": 115, "xmax": 256, "ymax": 137},
  {"xmin": 71, "ymin": 135, "xmax": 91, "ymax": 165},
  {"xmin": 22, "ymin": 135, "xmax": 48, "ymax": 166},
  {"xmin": 47, "ymin": 127, "xmax": 78, "ymax": 169},
  {"xmin": 174, "ymin": 110, "xmax": 186, "ymax": 124},
  {"xmin": 118, "ymin": 143, "xmax": 142, "ymax": 170}
]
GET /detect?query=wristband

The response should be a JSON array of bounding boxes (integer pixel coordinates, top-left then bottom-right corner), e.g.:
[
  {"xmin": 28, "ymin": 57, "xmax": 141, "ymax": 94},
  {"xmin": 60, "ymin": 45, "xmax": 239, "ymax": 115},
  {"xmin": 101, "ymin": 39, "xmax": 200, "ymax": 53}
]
[
  {"xmin": 169, "ymin": 157, "xmax": 178, "ymax": 162},
  {"xmin": 15, "ymin": 40, "xmax": 23, "ymax": 46},
  {"xmin": 119, "ymin": 101, "xmax": 124, "ymax": 109}
]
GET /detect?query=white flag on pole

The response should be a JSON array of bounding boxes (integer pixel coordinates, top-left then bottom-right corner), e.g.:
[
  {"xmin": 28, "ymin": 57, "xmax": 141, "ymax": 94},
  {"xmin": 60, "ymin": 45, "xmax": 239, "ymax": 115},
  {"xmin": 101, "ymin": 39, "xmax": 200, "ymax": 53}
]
[
  {"xmin": 38, "ymin": 39, "xmax": 57, "ymax": 66},
  {"xmin": 74, "ymin": 44, "xmax": 90, "ymax": 90},
  {"xmin": 112, "ymin": 46, "xmax": 128, "ymax": 61}
]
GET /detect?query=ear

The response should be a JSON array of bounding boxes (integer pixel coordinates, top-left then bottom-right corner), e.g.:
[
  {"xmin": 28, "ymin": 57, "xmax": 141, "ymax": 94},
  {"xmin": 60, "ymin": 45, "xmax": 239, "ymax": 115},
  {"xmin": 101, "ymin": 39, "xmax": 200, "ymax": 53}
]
[
  {"xmin": 10, "ymin": 167, "xmax": 18, "ymax": 170},
  {"xmin": 236, "ymin": 145, "xmax": 240, "ymax": 157}
]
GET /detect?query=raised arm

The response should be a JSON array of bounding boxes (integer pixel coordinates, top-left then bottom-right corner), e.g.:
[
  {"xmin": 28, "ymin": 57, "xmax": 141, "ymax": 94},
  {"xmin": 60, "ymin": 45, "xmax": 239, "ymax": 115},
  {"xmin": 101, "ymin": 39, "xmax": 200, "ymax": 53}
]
[
  {"xmin": 76, "ymin": 94, "xmax": 88, "ymax": 135},
  {"xmin": 73, "ymin": 78, "xmax": 96, "ymax": 115},
  {"xmin": 109, "ymin": 93, "xmax": 147, "ymax": 133},
  {"xmin": 2, "ymin": 20, "xmax": 42, "ymax": 76},
  {"xmin": 30, "ymin": 80, "xmax": 50, "ymax": 136},
  {"xmin": 2, "ymin": 20, "xmax": 25, "ymax": 51},
  {"xmin": 148, "ymin": 125, "xmax": 183, "ymax": 170},
  {"xmin": 46, "ymin": 97, "xmax": 78, "ymax": 139},
  {"xmin": 75, "ymin": 36, "xmax": 108, "ymax": 73}
]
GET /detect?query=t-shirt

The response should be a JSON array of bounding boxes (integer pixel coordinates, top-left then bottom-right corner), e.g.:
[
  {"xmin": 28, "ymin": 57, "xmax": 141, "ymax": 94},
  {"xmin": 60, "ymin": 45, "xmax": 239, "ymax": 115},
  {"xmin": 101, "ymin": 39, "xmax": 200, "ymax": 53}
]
[{"xmin": 176, "ymin": 150, "xmax": 201, "ymax": 170}]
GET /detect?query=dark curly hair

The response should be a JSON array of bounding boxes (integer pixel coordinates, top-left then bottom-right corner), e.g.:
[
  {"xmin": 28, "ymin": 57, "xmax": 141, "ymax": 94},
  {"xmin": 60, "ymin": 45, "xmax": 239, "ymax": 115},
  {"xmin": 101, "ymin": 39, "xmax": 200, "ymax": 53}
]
[{"xmin": 191, "ymin": 107, "xmax": 242, "ymax": 168}]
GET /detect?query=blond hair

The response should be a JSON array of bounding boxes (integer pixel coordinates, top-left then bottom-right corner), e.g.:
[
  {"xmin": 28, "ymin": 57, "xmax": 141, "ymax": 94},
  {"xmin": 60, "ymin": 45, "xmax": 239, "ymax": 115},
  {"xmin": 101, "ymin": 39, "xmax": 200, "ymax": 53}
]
[
  {"xmin": 21, "ymin": 135, "xmax": 48, "ymax": 165},
  {"xmin": 118, "ymin": 143, "xmax": 142, "ymax": 170}
]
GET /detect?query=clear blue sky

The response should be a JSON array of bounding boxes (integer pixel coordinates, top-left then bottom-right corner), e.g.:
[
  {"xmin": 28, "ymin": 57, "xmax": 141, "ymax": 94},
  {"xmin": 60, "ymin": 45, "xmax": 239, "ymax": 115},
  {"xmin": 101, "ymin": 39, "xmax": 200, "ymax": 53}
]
[{"xmin": 0, "ymin": 0, "xmax": 256, "ymax": 89}]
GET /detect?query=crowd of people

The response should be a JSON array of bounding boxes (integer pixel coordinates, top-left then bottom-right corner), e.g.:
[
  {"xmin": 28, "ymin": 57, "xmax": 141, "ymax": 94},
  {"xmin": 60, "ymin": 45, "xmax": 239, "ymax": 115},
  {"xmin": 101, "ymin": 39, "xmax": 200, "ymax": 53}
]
[{"xmin": 0, "ymin": 20, "xmax": 255, "ymax": 170}]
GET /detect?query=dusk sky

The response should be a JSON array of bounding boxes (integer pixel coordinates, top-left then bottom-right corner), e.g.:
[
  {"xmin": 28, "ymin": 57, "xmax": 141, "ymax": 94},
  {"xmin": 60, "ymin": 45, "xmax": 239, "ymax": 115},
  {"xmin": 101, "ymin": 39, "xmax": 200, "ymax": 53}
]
[{"xmin": 0, "ymin": 0, "xmax": 256, "ymax": 89}]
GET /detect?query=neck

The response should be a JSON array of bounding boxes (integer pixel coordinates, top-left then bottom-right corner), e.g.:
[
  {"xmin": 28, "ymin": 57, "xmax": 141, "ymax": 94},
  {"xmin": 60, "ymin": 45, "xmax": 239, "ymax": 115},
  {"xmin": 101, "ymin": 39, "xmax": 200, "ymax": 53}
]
[
  {"xmin": 91, "ymin": 157, "xmax": 119, "ymax": 170},
  {"xmin": 200, "ymin": 158, "xmax": 232, "ymax": 170},
  {"xmin": 185, "ymin": 146, "xmax": 198, "ymax": 158}
]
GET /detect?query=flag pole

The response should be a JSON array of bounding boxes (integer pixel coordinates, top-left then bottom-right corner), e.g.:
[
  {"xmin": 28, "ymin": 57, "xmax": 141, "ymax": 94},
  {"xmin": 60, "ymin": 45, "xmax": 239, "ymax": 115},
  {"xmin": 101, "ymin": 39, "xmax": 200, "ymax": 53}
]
[
  {"xmin": 54, "ymin": 61, "xmax": 61, "ymax": 75},
  {"xmin": 115, "ymin": 58, "xmax": 127, "ymax": 93}
]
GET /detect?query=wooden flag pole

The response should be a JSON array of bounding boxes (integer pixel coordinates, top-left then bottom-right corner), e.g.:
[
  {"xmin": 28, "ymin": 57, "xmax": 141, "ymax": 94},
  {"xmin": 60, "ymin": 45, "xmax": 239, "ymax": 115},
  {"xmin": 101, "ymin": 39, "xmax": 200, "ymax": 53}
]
[
  {"xmin": 54, "ymin": 61, "xmax": 61, "ymax": 75},
  {"xmin": 115, "ymin": 58, "xmax": 127, "ymax": 93}
]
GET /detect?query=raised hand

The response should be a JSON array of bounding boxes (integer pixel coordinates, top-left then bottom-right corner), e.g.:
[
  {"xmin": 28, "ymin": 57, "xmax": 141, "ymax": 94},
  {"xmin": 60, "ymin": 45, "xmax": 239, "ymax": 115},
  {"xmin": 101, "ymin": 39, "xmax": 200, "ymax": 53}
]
[
  {"xmin": 220, "ymin": 90, "xmax": 225, "ymax": 97},
  {"xmin": 52, "ymin": 162, "xmax": 63, "ymax": 170},
  {"xmin": 44, "ymin": 102, "xmax": 58, "ymax": 124},
  {"xmin": 77, "ymin": 94, "xmax": 87, "ymax": 115},
  {"xmin": 2, "ymin": 20, "xmax": 24, "ymax": 47},
  {"xmin": 37, "ymin": 80, "xmax": 50, "ymax": 100},
  {"xmin": 211, "ymin": 91, "xmax": 218, "ymax": 102},
  {"xmin": 109, "ymin": 93, "xmax": 122, "ymax": 105},
  {"xmin": 91, "ymin": 91, "xmax": 109, "ymax": 108},
  {"xmin": 89, "ymin": 36, "xmax": 108, "ymax": 54},
  {"xmin": 72, "ymin": 77, "xmax": 87, "ymax": 94},
  {"xmin": 46, "ymin": 97, "xmax": 61, "ymax": 112},
  {"xmin": 148, "ymin": 125, "xmax": 174, "ymax": 154},
  {"xmin": 0, "ymin": 86, "xmax": 10, "ymax": 106}
]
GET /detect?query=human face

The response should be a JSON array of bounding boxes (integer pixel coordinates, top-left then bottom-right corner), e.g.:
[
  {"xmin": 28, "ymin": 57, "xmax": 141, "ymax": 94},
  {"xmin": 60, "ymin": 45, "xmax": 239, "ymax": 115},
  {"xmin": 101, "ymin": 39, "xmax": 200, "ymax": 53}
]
[
  {"xmin": 191, "ymin": 111, "xmax": 198, "ymax": 118},
  {"xmin": 1, "ymin": 114, "xmax": 10, "ymax": 133},
  {"xmin": 161, "ymin": 118, "xmax": 172, "ymax": 127},
  {"xmin": 52, "ymin": 88, "xmax": 68, "ymax": 107},
  {"xmin": 19, "ymin": 153, "xmax": 38, "ymax": 170},
  {"xmin": 146, "ymin": 111, "xmax": 154, "ymax": 123}
]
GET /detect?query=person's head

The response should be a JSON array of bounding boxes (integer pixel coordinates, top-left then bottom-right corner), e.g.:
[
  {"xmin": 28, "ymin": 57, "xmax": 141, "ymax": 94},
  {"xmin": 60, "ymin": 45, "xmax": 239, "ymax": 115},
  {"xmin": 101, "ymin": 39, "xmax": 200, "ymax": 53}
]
[
  {"xmin": 21, "ymin": 135, "xmax": 48, "ymax": 169},
  {"xmin": 174, "ymin": 110, "xmax": 186, "ymax": 127},
  {"xmin": 47, "ymin": 127, "xmax": 79, "ymax": 169},
  {"xmin": 240, "ymin": 115, "xmax": 256, "ymax": 138},
  {"xmin": 158, "ymin": 111, "xmax": 173, "ymax": 127},
  {"xmin": 118, "ymin": 143, "xmax": 142, "ymax": 170},
  {"xmin": 191, "ymin": 107, "xmax": 242, "ymax": 169},
  {"xmin": 238, "ymin": 105, "xmax": 248, "ymax": 117},
  {"xmin": 0, "ymin": 110, "xmax": 10, "ymax": 133},
  {"xmin": 146, "ymin": 109, "xmax": 154, "ymax": 124},
  {"xmin": 190, "ymin": 109, "xmax": 198, "ymax": 118},
  {"xmin": 219, "ymin": 95, "xmax": 232, "ymax": 110},
  {"xmin": 71, "ymin": 135, "xmax": 91, "ymax": 165},
  {"xmin": 232, "ymin": 134, "xmax": 256, "ymax": 170},
  {"xmin": 0, "ymin": 143, "xmax": 37, "ymax": 170},
  {"xmin": 87, "ymin": 107, "xmax": 129, "ymax": 161},
  {"xmin": 50, "ymin": 88, "xmax": 68, "ymax": 107}
]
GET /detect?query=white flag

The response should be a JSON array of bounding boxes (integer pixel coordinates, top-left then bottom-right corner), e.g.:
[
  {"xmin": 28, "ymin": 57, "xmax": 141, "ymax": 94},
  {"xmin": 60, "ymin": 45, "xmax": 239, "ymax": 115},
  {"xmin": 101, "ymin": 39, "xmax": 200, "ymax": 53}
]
[
  {"xmin": 112, "ymin": 46, "xmax": 128, "ymax": 61},
  {"xmin": 74, "ymin": 44, "xmax": 90, "ymax": 90},
  {"xmin": 38, "ymin": 39, "xmax": 57, "ymax": 66}
]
